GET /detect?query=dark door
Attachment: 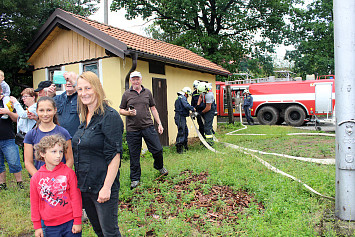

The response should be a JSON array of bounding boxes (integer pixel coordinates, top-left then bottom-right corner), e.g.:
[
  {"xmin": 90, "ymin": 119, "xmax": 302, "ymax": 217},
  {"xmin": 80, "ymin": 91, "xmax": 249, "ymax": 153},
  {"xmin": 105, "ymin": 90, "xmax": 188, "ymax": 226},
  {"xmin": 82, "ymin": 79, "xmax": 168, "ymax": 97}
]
[{"xmin": 152, "ymin": 78, "xmax": 169, "ymax": 146}]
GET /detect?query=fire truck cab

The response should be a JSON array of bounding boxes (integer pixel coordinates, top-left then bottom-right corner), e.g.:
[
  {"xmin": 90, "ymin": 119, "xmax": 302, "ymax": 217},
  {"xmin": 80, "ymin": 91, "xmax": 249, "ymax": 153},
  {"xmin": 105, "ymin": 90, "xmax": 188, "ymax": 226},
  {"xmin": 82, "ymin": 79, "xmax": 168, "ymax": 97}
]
[{"xmin": 216, "ymin": 76, "xmax": 335, "ymax": 126}]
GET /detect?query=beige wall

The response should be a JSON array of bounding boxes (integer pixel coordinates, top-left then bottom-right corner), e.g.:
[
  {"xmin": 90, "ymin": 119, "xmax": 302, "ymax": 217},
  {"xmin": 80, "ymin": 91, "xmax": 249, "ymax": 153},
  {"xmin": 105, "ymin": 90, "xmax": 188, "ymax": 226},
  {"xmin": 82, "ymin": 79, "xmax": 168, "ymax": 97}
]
[
  {"xmin": 33, "ymin": 69, "xmax": 46, "ymax": 89},
  {"xmin": 101, "ymin": 57, "xmax": 122, "ymax": 109}
]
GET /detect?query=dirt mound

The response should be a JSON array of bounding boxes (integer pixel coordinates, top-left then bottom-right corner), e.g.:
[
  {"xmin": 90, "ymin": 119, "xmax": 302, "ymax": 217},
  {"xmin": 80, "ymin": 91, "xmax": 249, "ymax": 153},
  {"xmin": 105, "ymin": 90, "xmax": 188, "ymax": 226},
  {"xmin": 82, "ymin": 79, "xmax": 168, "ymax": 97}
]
[{"xmin": 119, "ymin": 170, "xmax": 264, "ymax": 227}]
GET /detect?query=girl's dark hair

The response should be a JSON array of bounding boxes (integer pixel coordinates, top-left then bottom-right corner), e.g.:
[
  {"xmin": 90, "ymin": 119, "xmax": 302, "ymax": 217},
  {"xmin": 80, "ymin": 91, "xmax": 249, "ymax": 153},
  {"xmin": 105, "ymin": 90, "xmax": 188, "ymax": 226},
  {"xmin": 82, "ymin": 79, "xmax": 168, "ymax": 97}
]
[{"xmin": 36, "ymin": 96, "xmax": 60, "ymax": 126}]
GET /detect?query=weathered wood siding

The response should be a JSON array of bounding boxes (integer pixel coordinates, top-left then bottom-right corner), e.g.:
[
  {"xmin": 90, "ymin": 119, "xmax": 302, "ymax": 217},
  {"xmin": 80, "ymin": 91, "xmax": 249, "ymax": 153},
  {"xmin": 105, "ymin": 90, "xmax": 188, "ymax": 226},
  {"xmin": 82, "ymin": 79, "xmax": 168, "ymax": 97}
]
[{"xmin": 28, "ymin": 27, "xmax": 107, "ymax": 69}]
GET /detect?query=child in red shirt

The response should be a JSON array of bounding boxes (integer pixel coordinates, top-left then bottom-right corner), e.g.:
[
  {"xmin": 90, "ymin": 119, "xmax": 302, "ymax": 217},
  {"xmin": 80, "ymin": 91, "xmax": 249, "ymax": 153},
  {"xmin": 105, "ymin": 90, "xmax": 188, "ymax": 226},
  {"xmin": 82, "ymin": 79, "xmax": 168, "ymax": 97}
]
[{"xmin": 30, "ymin": 134, "xmax": 82, "ymax": 237}]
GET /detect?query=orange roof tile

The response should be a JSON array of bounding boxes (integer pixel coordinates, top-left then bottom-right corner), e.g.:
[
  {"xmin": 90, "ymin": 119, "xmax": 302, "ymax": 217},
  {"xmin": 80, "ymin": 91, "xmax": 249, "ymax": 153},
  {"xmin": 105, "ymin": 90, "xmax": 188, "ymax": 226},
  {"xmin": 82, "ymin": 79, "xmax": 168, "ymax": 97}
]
[{"xmin": 69, "ymin": 12, "xmax": 229, "ymax": 75}]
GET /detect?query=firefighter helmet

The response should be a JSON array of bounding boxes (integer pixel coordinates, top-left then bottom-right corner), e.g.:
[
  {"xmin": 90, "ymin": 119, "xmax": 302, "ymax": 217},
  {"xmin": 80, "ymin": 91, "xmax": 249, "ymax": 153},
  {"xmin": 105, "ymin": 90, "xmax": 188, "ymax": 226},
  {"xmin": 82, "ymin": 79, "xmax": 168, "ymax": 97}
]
[
  {"xmin": 182, "ymin": 87, "xmax": 192, "ymax": 95},
  {"xmin": 193, "ymin": 80, "xmax": 200, "ymax": 89},
  {"xmin": 197, "ymin": 82, "xmax": 208, "ymax": 93},
  {"xmin": 206, "ymin": 83, "xmax": 212, "ymax": 91},
  {"xmin": 243, "ymin": 89, "xmax": 250, "ymax": 94}
]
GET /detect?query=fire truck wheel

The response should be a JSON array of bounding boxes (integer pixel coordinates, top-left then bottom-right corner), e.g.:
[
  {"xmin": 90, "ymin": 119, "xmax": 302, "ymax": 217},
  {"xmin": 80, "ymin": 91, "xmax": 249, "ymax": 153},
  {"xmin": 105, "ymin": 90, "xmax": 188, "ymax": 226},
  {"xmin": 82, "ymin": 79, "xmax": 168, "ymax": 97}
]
[
  {"xmin": 284, "ymin": 105, "xmax": 306, "ymax": 126},
  {"xmin": 257, "ymin": 106, "xmax": 279, "ymax": 125}
]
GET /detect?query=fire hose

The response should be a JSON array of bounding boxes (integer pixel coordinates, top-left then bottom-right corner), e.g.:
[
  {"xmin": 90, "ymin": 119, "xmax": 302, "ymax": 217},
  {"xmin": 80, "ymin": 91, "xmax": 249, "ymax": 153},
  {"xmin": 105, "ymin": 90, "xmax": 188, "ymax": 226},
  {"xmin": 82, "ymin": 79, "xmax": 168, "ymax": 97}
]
[{"xmin": 189, "ymin": 114, "xmax": 335, "ymax": 200}]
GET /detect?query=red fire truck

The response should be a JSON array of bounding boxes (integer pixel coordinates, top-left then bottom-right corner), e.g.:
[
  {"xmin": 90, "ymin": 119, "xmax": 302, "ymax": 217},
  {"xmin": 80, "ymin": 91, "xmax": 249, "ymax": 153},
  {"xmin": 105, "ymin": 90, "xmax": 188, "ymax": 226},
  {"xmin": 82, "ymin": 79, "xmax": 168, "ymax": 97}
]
[{"xmin": 216, "ymin": 75, "xmax": 335, "ymax": 126}]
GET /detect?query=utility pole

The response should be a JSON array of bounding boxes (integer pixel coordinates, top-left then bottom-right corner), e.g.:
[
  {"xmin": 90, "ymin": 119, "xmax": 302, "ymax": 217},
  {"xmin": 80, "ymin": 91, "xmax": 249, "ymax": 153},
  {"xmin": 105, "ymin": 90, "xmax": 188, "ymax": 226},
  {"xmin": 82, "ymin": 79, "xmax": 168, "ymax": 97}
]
[
  {"xmin": 334, "ymin": 0, "xmax": 355, "ymax": 220},
  {"xmin": 104, "ymin": 0, "xmax": 109, "ymax": 24}
]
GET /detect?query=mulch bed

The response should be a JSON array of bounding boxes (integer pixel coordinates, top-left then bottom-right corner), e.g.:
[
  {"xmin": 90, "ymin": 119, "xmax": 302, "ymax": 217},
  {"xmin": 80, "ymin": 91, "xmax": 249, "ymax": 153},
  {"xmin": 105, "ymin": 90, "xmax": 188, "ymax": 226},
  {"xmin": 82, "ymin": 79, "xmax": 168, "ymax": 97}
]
[{"xmin": 119, "ymin": 170, "xmax": 264, "ymax": 228}]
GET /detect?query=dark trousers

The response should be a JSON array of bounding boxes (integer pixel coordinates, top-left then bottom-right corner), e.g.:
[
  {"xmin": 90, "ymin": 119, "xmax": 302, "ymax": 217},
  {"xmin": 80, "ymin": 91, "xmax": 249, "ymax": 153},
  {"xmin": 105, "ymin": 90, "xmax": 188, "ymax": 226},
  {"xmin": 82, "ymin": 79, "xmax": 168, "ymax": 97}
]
[
  {"xmin": 196, "ymin": 114, "xmax": 205, "ymax": 138},
  {"xmin": 203, "ymin": 109, "xmax": 214, "ymax": 136},
  {"xmin": 126, "ymin": 126, "xmax": 164, "ymax": 181},
  {"xmin": 45, "ymin": 220, "xmax": 81, "ymax": 237},
  {"xmin": 243, "ymin": 106, "xmax": 254, "ymax": 124},
  {"xmin": 174, "ymin": 113, "xmax": 188, "ymax": 145},
  {"xmin": 81, "ymin": 191, "xmax": 121, "ymax": 237}
]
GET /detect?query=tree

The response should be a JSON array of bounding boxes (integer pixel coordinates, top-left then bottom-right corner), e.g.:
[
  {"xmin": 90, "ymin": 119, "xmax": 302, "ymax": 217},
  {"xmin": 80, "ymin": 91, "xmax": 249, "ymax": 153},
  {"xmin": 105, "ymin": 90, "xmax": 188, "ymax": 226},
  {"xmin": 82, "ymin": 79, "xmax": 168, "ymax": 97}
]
[
  {"xmin": 0, "ymin": 0, "xmax": 99, "ymax": 95},
  {"xmin": 111, "ymin": 0, "xmax": 295, "ymax": 75},
  {"xmin": 284, "ymin": 0, "xmax": 334, "ymax": 78}
]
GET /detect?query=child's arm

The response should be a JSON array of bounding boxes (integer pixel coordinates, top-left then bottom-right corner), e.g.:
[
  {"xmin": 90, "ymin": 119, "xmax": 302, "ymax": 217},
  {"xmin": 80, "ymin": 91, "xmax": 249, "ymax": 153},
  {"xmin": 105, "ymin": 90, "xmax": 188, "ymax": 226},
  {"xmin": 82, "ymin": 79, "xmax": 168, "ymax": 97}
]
[
  {"xmin": 24, "ymin": 143, "xmax": 38, "ymax": 176},
  {"xmin": 68, "ymin": 169, "xmax": 82, "ymax": 230},
  {"xmin": 30, "ymin": 176, "xmax": 42, "ymax": 232},
  {"xmin": 65, "ymin": 140, "xmax": 74, "ymax": 169},
  {"xmin": 72, "ymin": 224, "xmax": 82, "ymax": 234}
]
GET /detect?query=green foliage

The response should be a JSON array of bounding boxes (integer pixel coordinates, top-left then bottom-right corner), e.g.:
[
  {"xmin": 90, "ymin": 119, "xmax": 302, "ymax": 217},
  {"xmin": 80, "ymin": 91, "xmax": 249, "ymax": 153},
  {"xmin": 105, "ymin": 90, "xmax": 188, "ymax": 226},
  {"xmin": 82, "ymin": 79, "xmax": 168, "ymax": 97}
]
[
  {"xmin": 111, "ymin": 0, "xmax": 296, "ymax": 75},
  {"xmin": 0, "ymin": 0, "xmax": 99, "ymax": 97},
  {"xmin": 284, "ymin": 0, "xmax": 334, "ymax": 77}
]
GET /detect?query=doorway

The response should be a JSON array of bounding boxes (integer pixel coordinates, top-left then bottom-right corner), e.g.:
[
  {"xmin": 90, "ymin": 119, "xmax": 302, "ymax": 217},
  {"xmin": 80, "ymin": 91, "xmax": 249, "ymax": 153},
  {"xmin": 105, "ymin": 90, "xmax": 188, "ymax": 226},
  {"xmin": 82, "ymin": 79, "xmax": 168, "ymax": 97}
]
[{"xmin": 152, "ymin": 78, "xmax": 169, "ymax": 146}]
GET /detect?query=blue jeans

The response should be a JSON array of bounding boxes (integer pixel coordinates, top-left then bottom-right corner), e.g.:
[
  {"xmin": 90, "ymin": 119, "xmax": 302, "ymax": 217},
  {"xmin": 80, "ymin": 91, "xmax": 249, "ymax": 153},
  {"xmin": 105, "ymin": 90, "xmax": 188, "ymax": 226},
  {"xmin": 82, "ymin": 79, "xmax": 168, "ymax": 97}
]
[
  {"xmin": 126, "ymin": 126, "xmax": 164, "ymax": 181},
  {"xmin": 0, "ymin": 139, "xmax": 22, "ymax": 173},
  {"xmin": 45, "ymin": 219, "xmax": 81, "ymax": 237},
  {"xmin": 82, "ymin": 191, "xmax": 121, "ymax": 237}
]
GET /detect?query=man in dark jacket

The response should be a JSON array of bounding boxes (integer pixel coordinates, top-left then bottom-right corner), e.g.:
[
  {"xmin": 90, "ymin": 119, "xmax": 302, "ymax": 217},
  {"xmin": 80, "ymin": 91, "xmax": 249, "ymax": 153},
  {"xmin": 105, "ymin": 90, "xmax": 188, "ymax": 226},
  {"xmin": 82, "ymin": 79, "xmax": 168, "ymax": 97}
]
[
  {"xmin": 243, "ymin": 89, "xmax": 254, "ymax": 125},
  {"xmin": 191, "ymin": 80, "xmax": 205, "ymax": 137},
  {"xmin": 174, "ymin": 87, "xmax": 195, "ymax": 153}
]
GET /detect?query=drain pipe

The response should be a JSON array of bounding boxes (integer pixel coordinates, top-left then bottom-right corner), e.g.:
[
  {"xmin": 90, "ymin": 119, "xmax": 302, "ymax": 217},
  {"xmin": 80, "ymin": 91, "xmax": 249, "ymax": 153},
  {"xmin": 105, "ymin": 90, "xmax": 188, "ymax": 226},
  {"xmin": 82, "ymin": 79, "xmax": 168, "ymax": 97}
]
[
  {"xmin": 125, "ymin": 52, "xmax": 138, "ymax": 90},
  {"xmin": 334, "ymin": 0, "xmax": 355, "ymax": 220}
]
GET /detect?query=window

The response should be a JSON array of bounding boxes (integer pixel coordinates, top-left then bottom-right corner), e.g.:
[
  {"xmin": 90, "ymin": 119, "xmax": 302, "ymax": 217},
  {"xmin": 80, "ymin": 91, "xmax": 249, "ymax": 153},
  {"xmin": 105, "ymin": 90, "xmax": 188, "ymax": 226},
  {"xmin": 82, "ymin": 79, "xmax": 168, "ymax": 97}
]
[
  {"xmin": 149, "ymin": 60, "xmax": 165, "ymax": 75},
  {"xmin": 47, "ymin": 66, "xmax": 64, "ymax": 92},
  {"xmin": 83, "ymin": 61, "xmax": 99, "ymax": 77}
]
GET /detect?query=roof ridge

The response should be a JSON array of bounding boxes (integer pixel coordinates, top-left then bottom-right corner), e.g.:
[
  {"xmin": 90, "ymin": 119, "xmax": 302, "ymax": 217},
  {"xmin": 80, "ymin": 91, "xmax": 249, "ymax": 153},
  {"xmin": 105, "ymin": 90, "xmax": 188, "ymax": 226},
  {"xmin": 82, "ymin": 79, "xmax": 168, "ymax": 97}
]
[{"xmin": 63, "ymin": 8, "xmax": 188, "ymax": 51}]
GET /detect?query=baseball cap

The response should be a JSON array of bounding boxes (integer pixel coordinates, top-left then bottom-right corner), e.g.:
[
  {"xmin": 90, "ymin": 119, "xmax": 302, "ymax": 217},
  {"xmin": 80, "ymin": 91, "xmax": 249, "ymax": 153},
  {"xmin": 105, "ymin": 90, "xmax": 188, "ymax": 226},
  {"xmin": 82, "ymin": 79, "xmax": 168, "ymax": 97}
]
[
  {"xmin": 34, "ymin": 81, "xmax": 53, "ymax": 92},
  {"xmin": 130, "ymin": 71, "xmax": 142, "ymax": 78}
]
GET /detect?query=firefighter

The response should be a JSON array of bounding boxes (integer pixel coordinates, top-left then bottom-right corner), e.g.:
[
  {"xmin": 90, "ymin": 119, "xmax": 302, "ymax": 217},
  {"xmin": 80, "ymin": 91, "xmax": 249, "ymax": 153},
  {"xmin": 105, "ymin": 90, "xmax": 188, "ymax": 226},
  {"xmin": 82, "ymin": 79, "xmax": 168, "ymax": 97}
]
[
  {"xmin": 174, "ymin": 87, "xmax": 195, "ymax": 153},
  {"xmin": 197, "ymin": 82, "xmax": 216, "ymax": 146},
  {"xmin": 191, "ymin": 80, "xmax": 205, "ymax": 137},
  {"xmin": 243, "ymin": 89, "xmax": 255, "ymax": 125}
]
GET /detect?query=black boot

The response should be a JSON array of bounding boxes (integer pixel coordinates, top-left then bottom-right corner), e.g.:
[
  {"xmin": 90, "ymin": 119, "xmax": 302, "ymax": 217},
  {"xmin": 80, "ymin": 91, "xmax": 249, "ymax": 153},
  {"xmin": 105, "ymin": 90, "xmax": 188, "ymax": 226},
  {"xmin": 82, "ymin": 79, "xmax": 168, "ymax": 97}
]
[
  {"xmin": 176, "ymin": 144, "xmax": 183, "ymax": 154},
  {"xmin": 183, "ymin": 141, "xmax": 188, "ymax": 151}
]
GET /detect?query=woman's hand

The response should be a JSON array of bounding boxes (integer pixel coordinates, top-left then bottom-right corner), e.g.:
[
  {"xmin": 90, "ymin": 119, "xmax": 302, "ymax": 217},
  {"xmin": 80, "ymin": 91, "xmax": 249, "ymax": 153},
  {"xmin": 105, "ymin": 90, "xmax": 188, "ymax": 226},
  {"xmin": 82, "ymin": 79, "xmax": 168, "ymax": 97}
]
[{"xmin": 97, "ymin": 186, "xmax": 111, "ymax": 203}]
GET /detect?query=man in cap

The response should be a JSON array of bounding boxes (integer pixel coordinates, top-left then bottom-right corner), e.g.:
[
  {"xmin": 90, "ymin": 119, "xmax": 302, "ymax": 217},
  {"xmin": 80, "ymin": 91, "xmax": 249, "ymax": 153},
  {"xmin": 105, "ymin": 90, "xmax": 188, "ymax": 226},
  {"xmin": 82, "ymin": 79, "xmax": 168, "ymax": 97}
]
[
  {"xmin": 243, "ymin": 89, "xmax": 254, "ymax": 125},
  {"xmin": 174, "ymin": 87, "xmax": 195, "ymax": 153},
  {"xmin": 34, "ymin": 80, "xmax": 53, "ymax": 97},
  {"xmin": 119, "ymin": 71, "xmax": 168, "ymax": 189}
]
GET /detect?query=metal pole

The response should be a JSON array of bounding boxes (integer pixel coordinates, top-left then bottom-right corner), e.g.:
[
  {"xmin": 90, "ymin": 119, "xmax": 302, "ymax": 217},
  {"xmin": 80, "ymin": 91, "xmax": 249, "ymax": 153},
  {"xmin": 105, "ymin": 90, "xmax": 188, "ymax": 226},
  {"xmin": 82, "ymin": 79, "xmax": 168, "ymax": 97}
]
[
  {"xmin": 334, "ymin": 0, "xmax": 355, "ymax": 220},
  {"xmin": 104, "ymin": 0, "xmax": 109, "ymax": 24}
]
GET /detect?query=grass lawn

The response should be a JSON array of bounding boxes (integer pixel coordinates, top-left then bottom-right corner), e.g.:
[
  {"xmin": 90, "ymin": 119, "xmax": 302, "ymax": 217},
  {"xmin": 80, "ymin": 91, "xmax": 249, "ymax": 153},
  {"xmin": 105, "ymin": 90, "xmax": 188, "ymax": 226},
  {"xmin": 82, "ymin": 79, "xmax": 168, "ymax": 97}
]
[{"xmin": 0, "ymin": 124, "xmax": 343, "ymax": 236}]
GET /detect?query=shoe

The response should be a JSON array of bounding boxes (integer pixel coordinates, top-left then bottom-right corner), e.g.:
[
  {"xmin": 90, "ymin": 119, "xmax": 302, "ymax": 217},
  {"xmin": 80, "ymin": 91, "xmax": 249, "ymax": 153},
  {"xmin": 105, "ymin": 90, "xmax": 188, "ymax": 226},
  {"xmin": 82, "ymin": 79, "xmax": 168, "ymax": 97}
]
[
  {"xmin": 176, "ymin": 144, "xmax": 183, "ymax": 154},
  {"xmin": 158, "ymin": 167, "xmax": 168, "ymax": 176},
  {"xmin": 183, "ymin": 142, "xmax": 188, "ymax": 151},
  {"xmin": 130, "ymin": 181, "xmax": 140, "ymax": 189},
  {"xmin": 17, "ymin": 182, "xmax": 24, "ymax": 189},
  {"xmin": 0, "ymin": 183, "xmax": 7, "ymax": 190}
]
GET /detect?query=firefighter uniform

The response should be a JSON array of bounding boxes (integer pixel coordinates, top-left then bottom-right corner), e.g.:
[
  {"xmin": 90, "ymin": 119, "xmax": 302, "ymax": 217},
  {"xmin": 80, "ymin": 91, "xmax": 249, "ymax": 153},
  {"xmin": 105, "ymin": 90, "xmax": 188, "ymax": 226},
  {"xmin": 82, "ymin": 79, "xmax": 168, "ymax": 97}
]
[
  {"xmin": 243, "ymin": 92, "xmax": 254, "ymax": 125},
  {"xmin": 191, "ymin": 89, "xmax": 205, "ymax": 137},
  {"xmin": 174, "ymin": 93, "xmax": 195, "ymax": 153},
  {"xmin": 200, "ymin": 91, "xmax": 216, "ymax": 146}
]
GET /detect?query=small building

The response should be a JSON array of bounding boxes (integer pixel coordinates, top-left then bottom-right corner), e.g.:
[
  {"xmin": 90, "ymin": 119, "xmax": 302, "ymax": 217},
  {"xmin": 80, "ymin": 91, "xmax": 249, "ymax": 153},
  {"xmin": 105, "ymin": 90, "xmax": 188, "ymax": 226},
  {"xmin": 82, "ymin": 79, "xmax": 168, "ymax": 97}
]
[{"xmin": 25, "ymin": 8, "xmax": 230, "ymax": 145}]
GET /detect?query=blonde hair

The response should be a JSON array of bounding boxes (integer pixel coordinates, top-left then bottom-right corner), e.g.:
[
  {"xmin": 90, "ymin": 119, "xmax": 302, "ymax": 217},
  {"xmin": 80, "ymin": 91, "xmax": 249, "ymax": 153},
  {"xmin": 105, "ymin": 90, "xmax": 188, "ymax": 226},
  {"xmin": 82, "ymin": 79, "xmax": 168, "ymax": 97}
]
[
  {"xmin": 34, "ymin": 135, "xmax": 67, "ymax": 161},
  {"xmin": 21, "ymin": 88, "xmax": 38, "ymax": 102},
  {"xmin": 77, "ymin": 71, "xmax": 109, "ymax": 122}
]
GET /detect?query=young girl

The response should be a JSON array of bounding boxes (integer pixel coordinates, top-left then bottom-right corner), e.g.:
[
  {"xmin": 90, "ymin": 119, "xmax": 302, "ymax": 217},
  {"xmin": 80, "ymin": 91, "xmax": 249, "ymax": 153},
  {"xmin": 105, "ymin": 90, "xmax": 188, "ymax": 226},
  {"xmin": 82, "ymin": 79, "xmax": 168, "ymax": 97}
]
[
  {"xmin": 31, "ymin": 135, "xmax": 82, "ymax": 237},
  {"xmin": 24, "ymin": 96, "xmax": 74, "ymax": 176}
]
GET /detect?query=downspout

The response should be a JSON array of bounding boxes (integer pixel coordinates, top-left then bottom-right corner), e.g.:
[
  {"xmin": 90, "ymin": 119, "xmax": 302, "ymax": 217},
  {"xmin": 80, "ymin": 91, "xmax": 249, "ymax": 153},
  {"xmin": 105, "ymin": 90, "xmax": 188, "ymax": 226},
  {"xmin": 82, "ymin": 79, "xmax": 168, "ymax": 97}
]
[{"xmin": 125, "ymin": 52, "xmax": 138, "ymax": 90}]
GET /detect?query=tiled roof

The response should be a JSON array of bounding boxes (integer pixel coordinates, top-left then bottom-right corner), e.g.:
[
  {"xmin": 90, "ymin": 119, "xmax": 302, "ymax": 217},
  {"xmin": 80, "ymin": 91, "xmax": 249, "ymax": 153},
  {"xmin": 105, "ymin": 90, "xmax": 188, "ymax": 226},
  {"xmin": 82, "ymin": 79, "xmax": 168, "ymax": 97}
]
[{"xmin": 69, "ymin": 12, "xmax": 230, "ymax": 75}]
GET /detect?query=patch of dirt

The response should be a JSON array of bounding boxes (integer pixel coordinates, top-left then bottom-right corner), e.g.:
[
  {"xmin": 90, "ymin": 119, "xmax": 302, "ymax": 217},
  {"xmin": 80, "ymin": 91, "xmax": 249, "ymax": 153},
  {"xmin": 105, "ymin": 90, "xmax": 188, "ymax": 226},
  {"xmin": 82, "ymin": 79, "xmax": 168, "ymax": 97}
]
[
  {"xmin": 317, "ymin": 208, "xmax": 355, "ymax": 236},
  {"xmin": 120, "ymin": 170, "xmax": 264, "ymax": 230}
]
